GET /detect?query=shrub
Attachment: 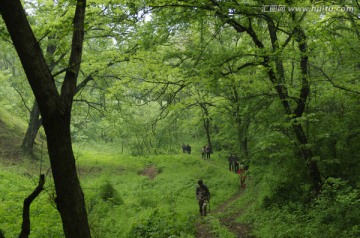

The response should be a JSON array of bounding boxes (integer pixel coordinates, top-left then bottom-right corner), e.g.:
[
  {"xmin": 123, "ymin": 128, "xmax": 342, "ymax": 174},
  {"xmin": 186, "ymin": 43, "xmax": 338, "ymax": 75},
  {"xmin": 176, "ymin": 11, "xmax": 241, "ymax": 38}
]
[{"xmin": 99, "ymin": 180, "xmax": 123, "ymax": 205}]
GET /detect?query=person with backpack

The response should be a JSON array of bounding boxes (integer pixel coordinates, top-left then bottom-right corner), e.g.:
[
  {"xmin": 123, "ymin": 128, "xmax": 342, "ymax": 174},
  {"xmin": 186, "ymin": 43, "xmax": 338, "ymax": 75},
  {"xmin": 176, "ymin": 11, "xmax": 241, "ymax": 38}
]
[
  {"xmin": 182, "ymin": 144, "xmax": 187, "ymax": 153},
  {"xmin": 195, "ymin": 180, "xmax": 210, "ymax": 216},
  {"xmin": 238, "ymin": 162, "xmax": 248, "ymax": 188}
]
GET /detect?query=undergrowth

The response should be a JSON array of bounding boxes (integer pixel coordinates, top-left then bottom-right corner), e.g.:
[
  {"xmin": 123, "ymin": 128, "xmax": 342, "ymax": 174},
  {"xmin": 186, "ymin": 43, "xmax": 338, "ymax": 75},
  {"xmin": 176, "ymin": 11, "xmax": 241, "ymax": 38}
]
[
  {"xmin": 0, "ymin": 143, "xmax": 238, "ymax": 237},
  {"xmin": 231, "ymin": 162, "xmax": 360, "ymax": 238}
]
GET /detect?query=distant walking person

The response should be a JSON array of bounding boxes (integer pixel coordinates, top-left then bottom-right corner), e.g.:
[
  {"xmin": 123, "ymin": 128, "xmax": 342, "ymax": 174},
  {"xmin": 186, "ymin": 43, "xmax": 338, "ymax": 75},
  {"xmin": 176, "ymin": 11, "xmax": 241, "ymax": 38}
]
[
  {"xmin": 196, "ymin": 180, "xmax": 210, "ymax": 216},
  {"xmin": 228, "ymin": 154, "xmax": 234, "ymax": 171},
  {"xmin": 205, "ymin": 145, "xmax": 211, "ymax": 159},
  {"xmin": 234, "ymin": 155, "xmax": 239, "ymax": 173},
  {"xmin": 186, "ymin": 144, "xmax": 191, "ymax": 154},
  {"xmin": 182, "ymin": 144, "xmax": 186, "ymax": 153},
  {"xmin": 238, "ymin": 163, "xmax": 247, "ymax": 188},
  {"xmin": 201, "ymin": 146, "xmax": 206, "ymax": 159}
]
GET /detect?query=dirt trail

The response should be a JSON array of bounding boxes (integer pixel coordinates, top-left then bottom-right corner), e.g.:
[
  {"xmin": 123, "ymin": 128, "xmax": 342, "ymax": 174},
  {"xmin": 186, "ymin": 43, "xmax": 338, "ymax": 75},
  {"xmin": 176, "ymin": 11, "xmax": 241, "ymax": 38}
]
[{"xmin": 195, "ymin": 189, "xmax": 255, "ymax": 238}]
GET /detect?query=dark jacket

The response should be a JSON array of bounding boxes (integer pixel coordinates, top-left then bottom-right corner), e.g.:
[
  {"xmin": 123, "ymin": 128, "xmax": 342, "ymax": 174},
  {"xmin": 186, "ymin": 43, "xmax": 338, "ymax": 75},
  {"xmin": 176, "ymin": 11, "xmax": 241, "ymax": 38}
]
[{"xmin": 196, "ymin": 184, "xmax": 210, "ymax": 201}]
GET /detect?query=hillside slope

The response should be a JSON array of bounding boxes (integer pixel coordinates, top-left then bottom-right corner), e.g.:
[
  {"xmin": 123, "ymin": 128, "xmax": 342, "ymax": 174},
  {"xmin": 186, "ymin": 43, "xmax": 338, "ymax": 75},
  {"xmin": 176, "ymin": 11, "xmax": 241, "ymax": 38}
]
[{"xmin": 0, "ymin": 115, "xmax": 24, "ymax": 162}]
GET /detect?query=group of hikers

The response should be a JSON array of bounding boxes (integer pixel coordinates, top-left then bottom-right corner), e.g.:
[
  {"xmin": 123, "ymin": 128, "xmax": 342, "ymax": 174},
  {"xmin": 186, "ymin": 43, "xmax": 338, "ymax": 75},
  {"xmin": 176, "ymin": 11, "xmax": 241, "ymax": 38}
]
[
  {"xmin": 182, "ymin": 144, "xmax": 192, "ymax": 154},
  {"xmin": 182, "ymin": 144, "xmax": 212, "ymax": 160},
  {"xmin": 194, "ymin": 149, "xmax": 249, "ymax": 217},
  {"xmin": 228, "ymin": 153, "xmax": 249, "ymax": 188},
  {"xmin": 201, "ymin": 145, "xmax": 211, "ymax": 160},
  {"xmin": 180, "ymin": 144, "xmax": 212, "ymax": 216},
  {"xmin": 181, "ymin": 143, "xmax": 249, "ymax": 216}
]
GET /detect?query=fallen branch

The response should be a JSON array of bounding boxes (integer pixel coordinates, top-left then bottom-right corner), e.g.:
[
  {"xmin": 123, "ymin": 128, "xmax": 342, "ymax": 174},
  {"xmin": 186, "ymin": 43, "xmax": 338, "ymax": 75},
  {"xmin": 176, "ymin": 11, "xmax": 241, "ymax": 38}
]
[{"xmin": 19, "ymin": 174, "xmax": 45, "ymax": 238}]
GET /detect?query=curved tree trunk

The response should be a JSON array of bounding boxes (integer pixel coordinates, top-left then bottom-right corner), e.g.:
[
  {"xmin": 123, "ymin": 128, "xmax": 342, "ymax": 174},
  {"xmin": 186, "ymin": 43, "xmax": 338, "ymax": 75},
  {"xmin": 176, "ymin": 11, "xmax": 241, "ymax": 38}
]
[
  {"xmin": 0, "ymin": 0, "xmax": 92, "ymax": 237},
  {"xmin": 43, "ymin": 111, "xmax": 91, "ymax": 237},
  {"xmin": 21, "ymin": 32, "xmax": 62, "ymax": 155},
  {"xmin": 266, "ymin": 21, "xmax": 322, "ymax": 193},
  {"xmin": 210, "ymin": 4, "xmax": 322, "ymax": 192}
]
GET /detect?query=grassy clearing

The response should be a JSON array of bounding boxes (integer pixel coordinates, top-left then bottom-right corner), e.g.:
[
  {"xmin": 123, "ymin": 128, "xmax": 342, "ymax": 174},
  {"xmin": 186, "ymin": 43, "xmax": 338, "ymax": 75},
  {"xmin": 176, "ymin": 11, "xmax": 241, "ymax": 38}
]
[{"xmin": 0, "ymin": 142, "xmax": 239, "ymax": 237}]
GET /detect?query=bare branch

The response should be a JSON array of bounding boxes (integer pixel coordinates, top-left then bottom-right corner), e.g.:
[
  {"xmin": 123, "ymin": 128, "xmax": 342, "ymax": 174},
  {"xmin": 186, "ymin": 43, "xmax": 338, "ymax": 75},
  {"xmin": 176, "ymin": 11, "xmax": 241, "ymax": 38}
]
[
  {"xmin": 221, "ymin": 61, "xmax": 260, "ymax": 76},
  {"xmin": 310, "ymin": 64, "xmax": 360, "ymax": 95},
  {"xmin": 11, "ymin": 82, "xmax": 32, "ymax": 113},
  {"xmin": 52, "ymin": 61, "xmax": 82, "ymax": 78},
  {"xmin": 73, "ymin": 98, "xmax": 106, "ymax": 116},
  {"xmin": 19, "ymin": 174, "xmax": 45, "ymax": 238}
]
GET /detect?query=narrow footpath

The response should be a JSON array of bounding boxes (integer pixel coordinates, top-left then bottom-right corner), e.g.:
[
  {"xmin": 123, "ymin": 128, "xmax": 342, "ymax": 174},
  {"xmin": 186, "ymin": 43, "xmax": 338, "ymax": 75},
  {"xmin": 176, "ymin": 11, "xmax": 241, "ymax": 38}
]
[{"xmin": 195, "ymin": 189, "xmax": 255, "ymax": 238}]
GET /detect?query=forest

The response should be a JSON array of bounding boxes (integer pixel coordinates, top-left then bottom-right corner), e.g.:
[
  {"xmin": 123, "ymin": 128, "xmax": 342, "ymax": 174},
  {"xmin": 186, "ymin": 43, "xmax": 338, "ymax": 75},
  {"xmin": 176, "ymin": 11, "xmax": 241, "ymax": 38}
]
[{"xmin": 0, "ymin": 0, "xmax": 360, "ymax": 237}]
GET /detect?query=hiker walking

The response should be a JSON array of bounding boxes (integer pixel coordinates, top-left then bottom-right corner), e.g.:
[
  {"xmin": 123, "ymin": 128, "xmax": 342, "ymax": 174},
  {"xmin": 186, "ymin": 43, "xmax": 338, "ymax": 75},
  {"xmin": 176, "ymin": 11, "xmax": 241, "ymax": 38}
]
[
  {"xmin": 234, "ymin": 155, "xmax": 239, "ymax": 173},
  {"xmin": 238, "ymin": 162, "xmax": 248, "ymax": 188},
  {"xmin": 228, "ymin": 154, "xmax": 234, "ymax": 171},
  {"xmin": 196, "ymin": 180, "xmax": 210, "ymax": 216},
  {"xmin": 205, "ymin": 145, "xmax": 211, "ymax": 159},
  {"xmin": 201, "ymin": 146, "xmax": 206, "ymax": 159},
  {"xmin": 182, "ymin": 144, "xmax": 187, "ymax": 153},
  {"xmin": 186, "ymin": 144, "xmax": 191, "ymax": 154}
]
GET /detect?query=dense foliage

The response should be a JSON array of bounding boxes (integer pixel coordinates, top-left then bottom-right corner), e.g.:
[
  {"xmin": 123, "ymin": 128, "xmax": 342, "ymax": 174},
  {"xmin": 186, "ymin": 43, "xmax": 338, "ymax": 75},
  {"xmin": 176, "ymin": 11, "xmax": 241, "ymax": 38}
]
[{"xmin": 1, "ymin": 0, "xmax": 360, "ymax": 237}]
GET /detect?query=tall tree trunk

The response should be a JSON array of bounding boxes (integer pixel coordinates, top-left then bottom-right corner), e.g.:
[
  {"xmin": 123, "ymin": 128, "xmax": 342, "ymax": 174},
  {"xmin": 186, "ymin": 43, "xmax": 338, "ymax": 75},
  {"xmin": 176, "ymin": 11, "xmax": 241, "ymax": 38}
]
[
  {"xmin": 203, "ymin": 117, "xmax": 212, "ymax": 149},
  {"xmin": 200, "ymin": 103, "xmax": 212, "ymax": 151},
  {"xmin": 21, "ymin": 31, "xmax": 61, "ymax": 155},
  {"xmin": 44, "ymin": 111, "xmax": 91, "ymax": 237},
  {"xmin": 212, "ymin": 5, "xmax": 322, "ymax": 192},
  {"xmin": 0, "ymin": 0, "xmax": 92, "ymax": 237},
  {"xmin": 21, "ymin": 102, "xmax": 41, "ymax": 155},
  {"xmin": 266, "ymin": 21, "xmax": 322, "ymax": 192},
  {"xmin": 231, "ymin": 81, "xmax": 250, "ymax": 161},
  {"xmin": 294, "ymin": 25, "xmax": 322, "ymax": 192},
  {"xmin": 239, "ymin": 121, "xmax": 249, "ymax": 161},
  {"xmin": 292, "ymin": 123, "xmax": 322, "ymax": 192}
]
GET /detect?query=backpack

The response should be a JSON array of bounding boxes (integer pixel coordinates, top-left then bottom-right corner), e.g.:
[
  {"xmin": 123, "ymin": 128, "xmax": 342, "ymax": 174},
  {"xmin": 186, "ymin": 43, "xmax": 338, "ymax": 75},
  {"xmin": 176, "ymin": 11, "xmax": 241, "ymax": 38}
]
[{"xmin": 196, "ymin": 185, "xmax": 210, "ymax": 201}]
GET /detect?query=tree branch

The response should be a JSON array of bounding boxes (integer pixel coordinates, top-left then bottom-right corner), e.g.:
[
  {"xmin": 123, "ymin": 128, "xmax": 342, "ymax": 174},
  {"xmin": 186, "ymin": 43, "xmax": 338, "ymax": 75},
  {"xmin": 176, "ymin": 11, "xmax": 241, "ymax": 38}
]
[
  {"xmin": 310, "ymin": 63, "xmax": 360, "ymax": 95},
  {"xmin": 60, "ymin": 0, "xmax": 86, "ymax": 104},
  {"xmin": 11, "ymin": 83, "xmax": 32, "ymax": 113},
  {"xmin": 221, "ymin": 61, "xmax": 260, "ymax": 76},
  {"xmin": 73, "ymin": 99, "xmax": 105, "ymax": 116},
  {"xmin": 19, "ymin": 174, "xmax": 45, "ymax": 238},
  {"xmin": 293, "ymin": 26, "xmax": 310, "ymax": 117}
]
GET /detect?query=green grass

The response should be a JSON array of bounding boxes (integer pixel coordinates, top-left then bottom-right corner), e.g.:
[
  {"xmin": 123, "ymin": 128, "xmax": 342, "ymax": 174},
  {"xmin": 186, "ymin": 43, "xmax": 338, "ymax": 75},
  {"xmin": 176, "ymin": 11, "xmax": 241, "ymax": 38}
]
[
  {"xmin": 0, "ymin": 143, "xmax": 239, "ymax": 237},
  {"xmin": 0, "ymin": 165, "xmax": 63, "ymax": 237},
  {"xmin": 3, "ymin": 110, "xmax": 358, "ymax": 237}
]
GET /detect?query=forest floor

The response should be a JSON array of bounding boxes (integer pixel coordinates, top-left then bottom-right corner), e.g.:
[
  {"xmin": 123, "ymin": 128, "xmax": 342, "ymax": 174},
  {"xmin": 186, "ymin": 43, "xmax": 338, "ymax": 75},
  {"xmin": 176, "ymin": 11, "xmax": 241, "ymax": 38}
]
[
  {"xmin": 1, "ymin": 114, "xmax": 256, "ymax": 237},
  {"xmin": 195, "ymin": 189, "xmax": 255, "ymax": 238}
]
